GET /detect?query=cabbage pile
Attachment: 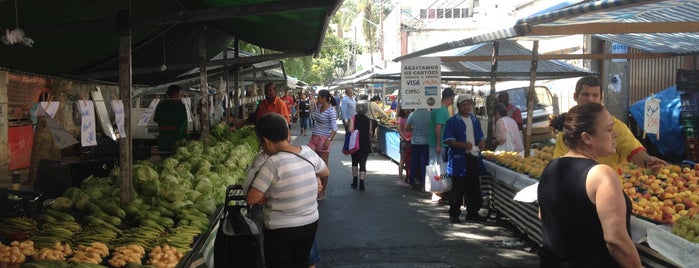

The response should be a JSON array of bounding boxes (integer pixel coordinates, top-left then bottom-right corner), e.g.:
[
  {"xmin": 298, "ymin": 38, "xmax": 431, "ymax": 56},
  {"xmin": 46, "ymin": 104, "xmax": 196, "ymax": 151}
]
[{"xmin": 132, "ymin": 124, "xmax": 259, "ymax": 215}]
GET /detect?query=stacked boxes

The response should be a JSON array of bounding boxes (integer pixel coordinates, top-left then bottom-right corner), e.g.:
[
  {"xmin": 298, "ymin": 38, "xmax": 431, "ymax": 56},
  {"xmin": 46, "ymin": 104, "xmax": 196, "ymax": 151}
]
[{"xmin": 678, "ymin": 69, "xmax": 699, "ymax": 161}]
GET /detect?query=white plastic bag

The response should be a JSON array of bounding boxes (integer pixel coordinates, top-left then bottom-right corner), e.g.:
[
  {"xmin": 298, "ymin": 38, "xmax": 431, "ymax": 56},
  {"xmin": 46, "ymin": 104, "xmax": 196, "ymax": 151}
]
[{"xmin": 425, "ymin": 156, "xmax": 452, "ymax": 193}]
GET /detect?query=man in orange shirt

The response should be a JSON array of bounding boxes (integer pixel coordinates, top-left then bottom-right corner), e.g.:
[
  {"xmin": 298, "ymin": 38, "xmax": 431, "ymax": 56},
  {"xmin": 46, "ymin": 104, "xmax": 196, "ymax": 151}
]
[{"xmin": 236, "ymin": 82, "xmax": 290, "ymax": 128}]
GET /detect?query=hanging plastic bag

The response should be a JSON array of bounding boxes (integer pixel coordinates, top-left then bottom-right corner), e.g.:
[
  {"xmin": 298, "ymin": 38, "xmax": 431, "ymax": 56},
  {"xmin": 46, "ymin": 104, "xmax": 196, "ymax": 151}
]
[
  {"xmin": 425, "ymin": 155, "xmax": 452, "ymax": 193},
  {"xmin": 342, "ymin": 129, "xmax": 360, "ymax": 155}
]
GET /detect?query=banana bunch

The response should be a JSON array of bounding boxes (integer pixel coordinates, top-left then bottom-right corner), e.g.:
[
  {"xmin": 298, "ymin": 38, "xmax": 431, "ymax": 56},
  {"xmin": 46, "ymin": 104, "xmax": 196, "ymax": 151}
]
[
  {"xmin": 155, "ymin": 225, "xmax": 201, "ymax": 251},
  {"xmin": 109, "ymin": 226, "xmax": 164, "ymax": 250},
  {"xmin": 147, "ymin": 244, "xmax": 184, "ymax": 268},
  {"xmin": 34, "ymin": 242, "xmax": 73, "ymax": 261},
  {"xmin": 0, "ymin": 240, "xmax": 34, "ymax": 264},
  {"xmin": 107, "ymin": 244, "xmax": 145, "ymax": 267},
  {"xmin": 73, "ymin": 226, "xmax": 118, "ymax": 245},
  {"xmin": 0, "ymin": 217, "xmax": 37, "ymax": 234},
  {"xmin": 67, "ymin": 242, "xmax": 109, "ymax": 264}
]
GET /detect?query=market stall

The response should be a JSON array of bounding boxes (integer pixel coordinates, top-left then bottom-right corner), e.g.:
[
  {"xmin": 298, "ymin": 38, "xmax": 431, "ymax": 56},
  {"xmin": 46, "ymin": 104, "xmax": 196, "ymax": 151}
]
[
  {"xmin": 482, "ymin": 159, "xmax": 685, "ymax": 267},
  {"xmin": 376, "ymin": 124, "xmax": 401, "ymax": 163}
]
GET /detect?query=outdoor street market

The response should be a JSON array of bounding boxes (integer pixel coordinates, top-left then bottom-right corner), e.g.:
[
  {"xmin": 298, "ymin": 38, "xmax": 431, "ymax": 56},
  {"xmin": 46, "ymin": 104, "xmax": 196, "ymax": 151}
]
[{"xmin": 1, "ymin": 0, "xmax": 699, "ymax": 267}]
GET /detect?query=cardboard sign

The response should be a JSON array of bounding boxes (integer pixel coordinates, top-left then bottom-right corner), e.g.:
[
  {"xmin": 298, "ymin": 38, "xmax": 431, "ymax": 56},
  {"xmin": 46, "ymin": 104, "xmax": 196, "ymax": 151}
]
[
  {"xmin": 35, "ymin": 102, "xmax": 60, "ymax": 117},
  {"xmin": 400, "ymin": 57, "xmax": 442, "ymax": 109},
  {"xmin": 78, "ymin": 100, "xmax": 97, "ymax": 146},
  {"xmin": 111, "ymin": 100, "xmax": 126, "ymax": 138},
  {"xmin": 183, "ymin": 97, "xmax": 193, "ymax": 123},
  {"xmin": 139, "ymin": 99, "xmax": 160, "ymax": 126},
  {"xmin": 46, "ymin": 115, "xmax": 79, "ymax": 149},
  {"xmin": 644, "ymin": 97, "xmax": 660, "ymax": 139}
]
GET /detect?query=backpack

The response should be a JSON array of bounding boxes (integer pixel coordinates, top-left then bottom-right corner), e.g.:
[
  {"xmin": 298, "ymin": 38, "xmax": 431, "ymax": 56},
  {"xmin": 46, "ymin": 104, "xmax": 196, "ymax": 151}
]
[{"xmin": 213, "ymin": 185, "xmax": 263, "ymax": 268}]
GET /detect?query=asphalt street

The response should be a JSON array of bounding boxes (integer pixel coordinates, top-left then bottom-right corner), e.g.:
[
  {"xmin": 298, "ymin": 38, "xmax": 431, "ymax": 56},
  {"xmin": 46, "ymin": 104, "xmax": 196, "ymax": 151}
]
[{"xmin": 289, "ymin": 121, "xmax": 539, "ymax": 268}]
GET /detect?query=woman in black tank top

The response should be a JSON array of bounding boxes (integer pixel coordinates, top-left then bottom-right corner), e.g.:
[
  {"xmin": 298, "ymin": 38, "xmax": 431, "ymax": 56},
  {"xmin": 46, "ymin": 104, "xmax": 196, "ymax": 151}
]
[{"xmin": 538, "ymin": 103, "xmax": 641, "ymax": 268}]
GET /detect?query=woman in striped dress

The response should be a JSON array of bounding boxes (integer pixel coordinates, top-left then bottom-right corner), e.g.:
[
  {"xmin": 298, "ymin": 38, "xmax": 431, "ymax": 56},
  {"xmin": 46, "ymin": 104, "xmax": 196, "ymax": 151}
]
[{"xmin": 307, "ymin": 89, "xmax": 338, "ymax": 200}]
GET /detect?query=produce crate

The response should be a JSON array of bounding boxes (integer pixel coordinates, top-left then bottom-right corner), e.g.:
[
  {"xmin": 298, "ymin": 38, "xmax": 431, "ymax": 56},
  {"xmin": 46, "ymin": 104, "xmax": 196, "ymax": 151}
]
[
  {"xmin": 680, "ymin": 92, "xmax": 699, "ymax": 116},
  {"xmin": 0, "ymin": 188, "xmax": 45, "ymax": 218},
  {"xmin": 677, "ymin": 69, "xmax": 699, "ymax": 92},
  {"xmin": 34, "ymin": 158, "xmax": 116, "ymax": 198}
]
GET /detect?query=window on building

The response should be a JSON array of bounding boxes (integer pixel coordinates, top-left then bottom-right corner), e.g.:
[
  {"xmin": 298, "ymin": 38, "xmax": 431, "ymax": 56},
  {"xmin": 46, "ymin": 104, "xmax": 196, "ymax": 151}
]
[
  {"xmin": 437, "ymin": 8, "xmax": 444, "ymax": 18},
  {"xmin": 420, "ymin": 9, "xmax": 427, "ymax": 19},
  {"xmin": 428, "ymin": 9, "xmax": 436, "ymax": 19},
  {"xmin": 445, "ymin": 9, "xmax": 452, "ymax": 18},
  {"xmin": 462, "ymin": 8, "xmax": 469, "ymax": 17},
  {"xmin": 453, "ymin": 8, "xmax": 461, "ymax": 18}
]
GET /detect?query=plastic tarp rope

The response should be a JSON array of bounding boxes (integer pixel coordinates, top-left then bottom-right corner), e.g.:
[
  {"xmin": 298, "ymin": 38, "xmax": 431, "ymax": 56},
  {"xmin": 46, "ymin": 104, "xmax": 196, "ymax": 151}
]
[{"xmin": 628, "ymin": 85, "xmax": 684, "ymax": 158}]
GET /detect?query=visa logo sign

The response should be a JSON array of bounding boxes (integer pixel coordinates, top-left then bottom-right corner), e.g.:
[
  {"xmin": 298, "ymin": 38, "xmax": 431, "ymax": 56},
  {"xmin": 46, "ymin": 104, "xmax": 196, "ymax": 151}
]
[{"xmin": 406, "ymin": 80, "xmax": 420, "ymax": 85}]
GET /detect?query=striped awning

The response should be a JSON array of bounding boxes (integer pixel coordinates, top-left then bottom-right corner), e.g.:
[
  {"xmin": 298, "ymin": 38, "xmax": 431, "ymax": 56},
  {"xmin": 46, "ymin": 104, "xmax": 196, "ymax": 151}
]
[{"xmin": 393, "ymin": 0, "xmax": 699, "ymax": 62}]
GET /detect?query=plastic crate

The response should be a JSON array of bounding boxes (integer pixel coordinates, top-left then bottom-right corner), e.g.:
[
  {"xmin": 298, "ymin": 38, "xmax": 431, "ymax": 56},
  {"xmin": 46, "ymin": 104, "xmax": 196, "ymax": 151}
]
[
  {"xmin": 677, "ymin": 69, "xmax": 699, "ymax": 92},
  {"xmin": 681, "ymin": 92, "xmax": 699, "ymax": 111},
  {"xmin": 684, "ymin": 125, "xmax": 698, "ymax": 139},
  {"xmin": 34, "ymin": 158, "xmax": 116, "ymax": 198},
  {"xmin": 0, "ymin": 189, "xmax": 45, "ymax": 218}
]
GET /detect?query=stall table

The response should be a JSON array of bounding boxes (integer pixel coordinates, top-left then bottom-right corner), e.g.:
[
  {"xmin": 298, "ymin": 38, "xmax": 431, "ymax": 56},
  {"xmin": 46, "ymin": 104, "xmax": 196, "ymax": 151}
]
[
  {"xmin": 482, "ymin": 159, "xmax": 681, "ymax": 267},
  {"xmin": 377, "ymin": 124, "xmax": 400, "ymax": 163}
]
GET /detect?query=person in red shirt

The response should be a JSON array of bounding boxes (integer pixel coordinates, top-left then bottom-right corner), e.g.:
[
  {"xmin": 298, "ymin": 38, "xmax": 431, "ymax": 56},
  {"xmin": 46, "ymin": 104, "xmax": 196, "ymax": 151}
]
[
  {"xmin": 281, "ymin": 89, "xmax": 296, "ymax": 125},
  {"xmin": 236, "ymin": 82, "xmax": 290, "ymax": 128},
  {"xmin": 498, "ymin": 92, "xmax": 523, "ymax": 130}
]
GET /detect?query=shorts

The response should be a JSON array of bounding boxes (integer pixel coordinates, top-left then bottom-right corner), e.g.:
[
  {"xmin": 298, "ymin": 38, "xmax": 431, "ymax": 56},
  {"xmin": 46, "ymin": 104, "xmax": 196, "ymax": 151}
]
[{"xmin": 307, "ymin": 134, "xmax": 331, "ymax": 153}]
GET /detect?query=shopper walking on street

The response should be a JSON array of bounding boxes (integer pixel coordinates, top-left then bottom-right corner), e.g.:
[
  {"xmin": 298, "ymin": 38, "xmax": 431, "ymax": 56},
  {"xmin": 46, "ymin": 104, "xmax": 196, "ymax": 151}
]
[
  {"xmin": 405, "ymin": 108, "xmax": 431, "ymax": 190},
  {"xmin": 348, "ymin": 100, "xmax": 373, "ymax": 191},
  {"xmin": 443, "ymin": 94, "xmax": 487, "ymax": 223},
  {"xmin": 297, "ymin": 91, "xmax": 311, "ymax": 136},
  {"xmin": 308, "ymin": 89, "xmax": 338, "ymax": 200},
  {"xmin": 247, "ymin": 113, "xmax": 329, "ymax": 268},
  {"xmin": 538, "ymin": 103, "xmax": 641, "ymax": 267},
  {"xmin": 340, "ymin": 89, "xmax": 357, "ymax": 133}
]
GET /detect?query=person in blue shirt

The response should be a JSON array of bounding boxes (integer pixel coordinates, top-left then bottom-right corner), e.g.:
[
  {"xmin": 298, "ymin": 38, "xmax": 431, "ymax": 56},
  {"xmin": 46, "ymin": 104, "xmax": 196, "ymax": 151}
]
[
  {"xmin": 443, "ymin": 94, "xmax": 487, "ymax": 223},
  {"xmin": 340, "ymin": 88, "xmax": 357, "ymax": 133}
]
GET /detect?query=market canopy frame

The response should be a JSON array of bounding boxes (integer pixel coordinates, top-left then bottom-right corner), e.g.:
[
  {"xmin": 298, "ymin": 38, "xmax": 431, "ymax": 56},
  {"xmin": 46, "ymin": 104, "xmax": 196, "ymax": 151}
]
[
  {"xmin": 393, "ymin": 0, "xmax": 699, "ymax": 62},
  {"xmin": 0, "ymin": 0, "xmax": 344, "ymax": 86}
]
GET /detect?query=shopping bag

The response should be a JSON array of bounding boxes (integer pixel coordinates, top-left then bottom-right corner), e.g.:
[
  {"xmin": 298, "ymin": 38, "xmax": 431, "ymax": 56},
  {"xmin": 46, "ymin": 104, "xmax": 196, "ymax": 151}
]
[
  {"xmin": 342, "ymin": 129, "xmax": 360, "ymax": 155},
  {"xmin": 213, "ymin": 185, "xmax": 263, "ymax": 268},
  {"xmin": 424, "ymin": 157, "xmax": 452, "ymax": 193}
]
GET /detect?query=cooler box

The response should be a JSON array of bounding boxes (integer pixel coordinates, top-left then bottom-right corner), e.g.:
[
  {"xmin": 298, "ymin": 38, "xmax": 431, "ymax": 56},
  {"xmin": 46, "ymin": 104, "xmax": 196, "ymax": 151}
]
[{"xmin": 34, "ymin": 158, "xmax": 116, "ymax": 198}]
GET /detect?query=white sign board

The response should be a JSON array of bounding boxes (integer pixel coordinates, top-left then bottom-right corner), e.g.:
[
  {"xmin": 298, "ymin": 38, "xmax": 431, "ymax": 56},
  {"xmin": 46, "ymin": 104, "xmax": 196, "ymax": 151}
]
[
  {"xmin": 400, "ymin": 57, "xmax": 442, "ymax": 109},
  {"xmin": 77, "ymin": 101, "xmax": 97, "ymax": 146},
  {"xmin": 139, "ymin": 99, "xmax": 160, "ymax": 126},
  {"xmin": 644, "ymin": 97, "xmax": 660, "ymax": 139},
  {"xmin": 111, "ymin": 100, "xmax": 126, "ymax": 138},
  {"xmin": 45, "ymin": 115, "xmax": 79, "ymax": 149}
]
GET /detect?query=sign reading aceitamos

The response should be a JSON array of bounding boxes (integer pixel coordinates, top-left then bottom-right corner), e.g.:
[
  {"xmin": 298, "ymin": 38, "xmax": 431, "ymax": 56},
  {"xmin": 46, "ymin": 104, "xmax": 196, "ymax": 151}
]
[{"xmin": 400, "ymin": 57, "xmax": 441, "ymax": 109}]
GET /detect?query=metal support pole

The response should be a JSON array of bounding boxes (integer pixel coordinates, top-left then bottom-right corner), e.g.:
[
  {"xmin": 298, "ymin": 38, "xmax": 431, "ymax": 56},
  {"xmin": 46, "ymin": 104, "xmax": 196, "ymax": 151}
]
[{"xmin": 117, "ymin": 0, "xmax": 133, "ymax": 204}]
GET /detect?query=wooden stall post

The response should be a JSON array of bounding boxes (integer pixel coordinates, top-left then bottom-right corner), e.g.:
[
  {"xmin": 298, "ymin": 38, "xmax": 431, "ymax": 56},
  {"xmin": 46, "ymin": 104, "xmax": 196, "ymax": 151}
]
[
  {"xmin": 524, "ymin": 41, "xmax": 539, "ymax": 157},
  {"xmin": 118, "ymin": 0, "xmax": 133, "ymax": 204},
  {"xmin": 487, "ymin": 41, "xmax": 500, "ymax": 144}
]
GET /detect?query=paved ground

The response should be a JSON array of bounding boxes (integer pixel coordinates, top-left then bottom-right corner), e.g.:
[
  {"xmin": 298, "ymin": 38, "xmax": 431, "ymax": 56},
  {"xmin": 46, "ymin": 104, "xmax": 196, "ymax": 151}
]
[{"xmin": 289, "ymin": 122, "xmax": 539, "ymax": 268}]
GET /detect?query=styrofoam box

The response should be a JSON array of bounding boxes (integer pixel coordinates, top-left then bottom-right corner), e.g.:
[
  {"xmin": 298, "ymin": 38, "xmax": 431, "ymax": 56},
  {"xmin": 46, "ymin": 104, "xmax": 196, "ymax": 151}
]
[{"xmin": 647, "ymin": 225, "xmax": 699, "ymax": 268}]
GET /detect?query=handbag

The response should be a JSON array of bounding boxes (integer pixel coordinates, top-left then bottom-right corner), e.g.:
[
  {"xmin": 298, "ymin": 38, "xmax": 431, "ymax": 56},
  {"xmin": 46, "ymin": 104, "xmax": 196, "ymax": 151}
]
[
  {"xmin": 342, "ymin": 115, "xmax": 361, "ymax": 155},
  {"xmin": 424, "ymin": 155, "xmax": 452, "ymax": 193}
]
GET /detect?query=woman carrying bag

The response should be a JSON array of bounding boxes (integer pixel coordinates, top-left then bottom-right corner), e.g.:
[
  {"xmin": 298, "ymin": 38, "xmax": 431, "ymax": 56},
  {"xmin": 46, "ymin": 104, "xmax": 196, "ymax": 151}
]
[{"xmin": 348, "ymin": 100, "xmax": 373, "ymax": 191}]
